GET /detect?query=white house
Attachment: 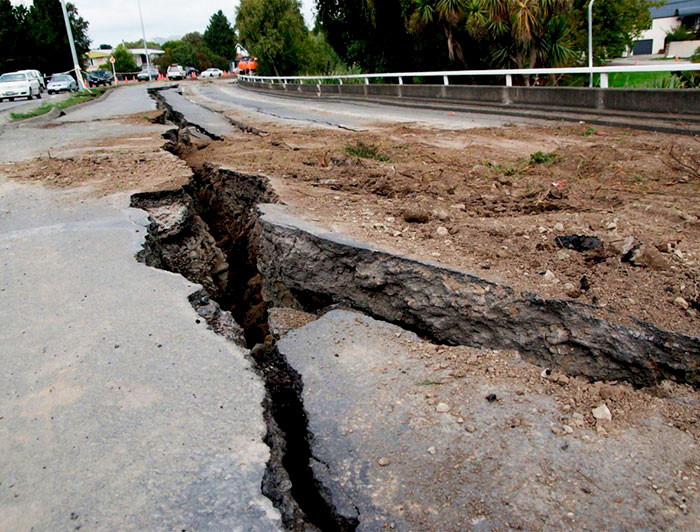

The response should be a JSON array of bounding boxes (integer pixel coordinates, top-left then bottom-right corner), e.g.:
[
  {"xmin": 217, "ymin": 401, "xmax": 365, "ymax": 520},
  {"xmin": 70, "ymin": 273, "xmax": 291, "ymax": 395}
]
[
  {"xmin": 632, "ymin": 0, "xmax": 700, "ymax": 56},
  {"xmin": 85, "ymin": 48, "xmax": 165, "ymax": 71}
]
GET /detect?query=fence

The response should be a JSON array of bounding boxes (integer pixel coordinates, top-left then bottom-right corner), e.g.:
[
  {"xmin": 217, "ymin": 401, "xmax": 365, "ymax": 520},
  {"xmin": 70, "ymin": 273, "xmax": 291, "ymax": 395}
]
[{"xmin": 240, "ymin": 63, "xmax": 700, "ymax": 88}]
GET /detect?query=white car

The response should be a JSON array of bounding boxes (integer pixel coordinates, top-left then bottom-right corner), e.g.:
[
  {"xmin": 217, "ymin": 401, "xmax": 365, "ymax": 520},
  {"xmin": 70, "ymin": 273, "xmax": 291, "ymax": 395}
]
[
  {"xmin": 47, "ymin": 74, "xmax": 78, "ymax": 94},
  {"xmin": 166, "ymin": 64, "xmax": 186, "ymax": 80},
  {"xmin": 200, "ymin": 68, "xmax": 223, "ymax": 78},
  {"xmin": 0, "ymin": 71, "xmax": 41, "ymax": 102},
  {"xmin": 18, "ymin": 69, "xmax": 46, "ymax": 91}
]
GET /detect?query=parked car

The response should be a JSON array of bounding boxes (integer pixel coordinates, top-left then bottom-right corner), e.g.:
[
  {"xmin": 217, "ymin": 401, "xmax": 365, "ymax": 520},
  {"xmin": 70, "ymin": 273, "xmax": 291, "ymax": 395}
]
[
  {"xmin": 200, "ymin": 68, "xmax": 223, "ymax": 78},
  {"xmin": 167, "ymin": 64, "xmax": 186, "ymax": 80},
  {"xmin": 86, "ymin": 70, "xmax": 113, "ymax": 87},
  {"xmin": 47, "ymin": 74, "xmax": 78, "ymax": 94},
  {"xmin": 17, "ymin": 69, "xmax": 45, "ymax": 91},
  {"xmin": 0, "ymin": 71, "xmax": 41, "ymax": 101},
  {"xmin": 137, "ymin": 67, "xmax": 159, "ymax": 81}
]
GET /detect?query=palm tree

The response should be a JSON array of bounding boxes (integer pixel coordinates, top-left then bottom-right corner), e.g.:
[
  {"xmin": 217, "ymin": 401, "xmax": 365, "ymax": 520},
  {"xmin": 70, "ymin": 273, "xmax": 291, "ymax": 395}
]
[
  {"xmin": 408, "ymin": 0, "xmax": 468, "ymax": 65},
  {"xmin": 466, "ymin": 0, "xmax": 575, "ymax": 83}
]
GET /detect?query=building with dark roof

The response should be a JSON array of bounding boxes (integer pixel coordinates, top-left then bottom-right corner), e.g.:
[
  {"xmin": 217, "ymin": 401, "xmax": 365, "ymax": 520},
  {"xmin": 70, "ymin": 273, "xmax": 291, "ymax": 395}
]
[{"xmin": 633, "ymin": 0, "xmax": 700, "ymax": 56}]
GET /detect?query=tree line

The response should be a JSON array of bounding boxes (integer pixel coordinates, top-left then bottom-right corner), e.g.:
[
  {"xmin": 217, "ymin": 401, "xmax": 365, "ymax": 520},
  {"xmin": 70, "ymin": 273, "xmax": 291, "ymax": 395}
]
[
  {"xmin": 0, "ymin": 0, "xmax": 89, "ymax": 75},
  {"xmin": 235, "ymin": 0, "xmax": 656, "ymax": 80}
]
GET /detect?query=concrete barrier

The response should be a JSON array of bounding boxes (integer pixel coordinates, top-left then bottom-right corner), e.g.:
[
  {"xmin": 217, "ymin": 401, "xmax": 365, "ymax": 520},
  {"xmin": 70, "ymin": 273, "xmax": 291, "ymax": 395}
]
[{"xmin": 240, "ymin": 80, "xmax": 700, "ymax": 116}]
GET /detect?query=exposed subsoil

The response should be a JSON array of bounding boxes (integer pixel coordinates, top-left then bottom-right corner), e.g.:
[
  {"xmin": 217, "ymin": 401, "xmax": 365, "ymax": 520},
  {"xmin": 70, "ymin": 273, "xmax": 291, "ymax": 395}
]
[
  {"xmin": 1, "ymin": 92, "xmax": 699, "ymax": 531},
  {"xmin": 187, "ymin": 120, "xmax": 700, "ymax": 335}
]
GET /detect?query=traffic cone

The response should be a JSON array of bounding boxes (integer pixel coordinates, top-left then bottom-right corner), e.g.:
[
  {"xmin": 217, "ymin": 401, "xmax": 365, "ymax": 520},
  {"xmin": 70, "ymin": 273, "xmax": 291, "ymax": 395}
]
[{"xmin": 675, "ymin": 56, "xmax": 679, "ymax": 62}]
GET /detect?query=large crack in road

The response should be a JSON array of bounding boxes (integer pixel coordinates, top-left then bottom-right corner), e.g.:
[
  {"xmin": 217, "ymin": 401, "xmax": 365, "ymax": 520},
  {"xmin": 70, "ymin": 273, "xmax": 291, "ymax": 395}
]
[{"xmin": 127, "ymin": 86, "xmax": 700, "ymax": 531}]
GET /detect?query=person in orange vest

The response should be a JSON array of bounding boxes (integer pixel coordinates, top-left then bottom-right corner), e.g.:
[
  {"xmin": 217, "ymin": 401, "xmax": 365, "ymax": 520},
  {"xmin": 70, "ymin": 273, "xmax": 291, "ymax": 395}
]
[
  {"xmin": 248, "ymin": 58, "xmax": 258, "ymax": 73},
  {"xmin": 238, "ymin": 58, "xmax": 249, "ymax": 74}
]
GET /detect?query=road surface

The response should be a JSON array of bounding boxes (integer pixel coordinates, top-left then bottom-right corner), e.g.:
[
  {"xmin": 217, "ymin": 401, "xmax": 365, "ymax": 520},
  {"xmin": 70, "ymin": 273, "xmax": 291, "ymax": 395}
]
[
  {"xmin": 188, "ymin": 81, "xmax": 543, "ymax": 130},
  {"xmin": 0, "ymin": 85, "xmax": 281, "ymax": 531}
]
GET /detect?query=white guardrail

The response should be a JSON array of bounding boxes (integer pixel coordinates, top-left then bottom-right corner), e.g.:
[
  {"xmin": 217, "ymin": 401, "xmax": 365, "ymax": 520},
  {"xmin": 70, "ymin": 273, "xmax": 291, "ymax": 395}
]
[{"xmin": 240, "ymin": 63, "xmax": 700, "ymax": 88}]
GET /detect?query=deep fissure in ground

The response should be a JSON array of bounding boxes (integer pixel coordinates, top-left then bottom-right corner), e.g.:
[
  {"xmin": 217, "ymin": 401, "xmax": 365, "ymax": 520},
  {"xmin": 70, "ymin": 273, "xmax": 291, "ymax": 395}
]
[{"xmin": 131, "ymin": 100, "xmax": 359, "ymax": 530}]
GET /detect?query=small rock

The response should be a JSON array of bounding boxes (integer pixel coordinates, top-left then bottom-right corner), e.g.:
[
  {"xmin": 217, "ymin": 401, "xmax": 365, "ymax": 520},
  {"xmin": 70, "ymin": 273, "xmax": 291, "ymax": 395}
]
[
  {"xmin": 538, "ymin": 226, "xmax": 547, "ymax": 234},
  {"xmin": 606, "ymin": 221, "xmax": 617, "ymax": 230},
  {"xmin": 456, "ymin": 417, "xmax": 464, "ymax": 424},
  {"xmin": 464, "ymin": 425, "xmax": 476, "ymax": 433},
  {"xmin": 402, "ymin": 208, "xmax": 430, "ymax": 224},
  {"xmin": 557, "ymin": 375, "xmax": 570, "ymax": 385},
  {"xmin": 427, "ymin": 446, "xmax": 437, "ymax": 455},
  {"xmin": 592, "ymin": 403, "xmax": 612, "ymax": 422},
  {"xmin": 436, "ymin": 226, "xmax": 449, "ymax": 237},
  {"xmin": 553, "ymin": 222, "xmax": 564, "ymax": 232},
  {"xmin": 625, "ymin": 244, "xmax": 669, "ymax": 270},
  {"xmin": 610, "ymin": 235, "xmax": 636, "ymax": 256},
  {"xmin": 451, "ymin": 203, "xmax": 466, "ymax": 211},
  {"xmin": 564, "ymin": 282, "xmax": 581, "ymax": 299},
  {"xmin": 485, "ymin": 393, "xmax": 498, "ymax": 403},
  {"xmin": 556, "ymin": 250, "xmax": 570, "ymax": 261},
  {"xmin": 543, "ymin": 270, "xmax": 559, "ymax": 283},
  {"xmin": 579, "ymin": 274, "xmax": 590, "ymax": 291},
  {"xmin": 377, "ymin": 457, "xmax": 391, "ymax": 467},
  {"xmin": 480, "ymin": 262, "xmax": 491, "ymax": 270},
  {"xmin": 555, "ymin": 234, "xmax": 603, "ymax": 252},
  {"xmin": 599, "ymin": 385, "xmax": 624, "ymax": 402},
  {"xmin": 436, "ymin": 402, "xmax": 450, "ymax": 413},
  {"xmin": 541, "ymin": 368, "xmax": 553, "ymax": 379},
  {"xmin": 434, "ymin": 208, "xmax": 450, "ymax": 221},
  {"xmin": 674, "ymin": 297, "xmax": 689, "ymax": 310},
  {"xmin": 562, "ymin": 425, "xmax": 574, "ymax": 434},
  {"xmin": 571, "ymin": 413, "xmax": 585, "ymax": 426},
  {"xmin": 551, "ymin": 426, "xmax": 565, "ymax": 436}
]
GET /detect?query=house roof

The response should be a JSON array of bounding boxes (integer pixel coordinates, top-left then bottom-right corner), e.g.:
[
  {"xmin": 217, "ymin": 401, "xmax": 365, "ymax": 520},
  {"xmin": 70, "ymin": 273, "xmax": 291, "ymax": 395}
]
[
  {"xmin": 128, "ymin": 48, "xmax": 165, "ymax": 56},
  {"xmin": 87, "ymin": 50, "xmax": 110, "ymax": 59},
  {"xmin": 650, "ymin": 0, "xmax": 700, "ymax": 19}
]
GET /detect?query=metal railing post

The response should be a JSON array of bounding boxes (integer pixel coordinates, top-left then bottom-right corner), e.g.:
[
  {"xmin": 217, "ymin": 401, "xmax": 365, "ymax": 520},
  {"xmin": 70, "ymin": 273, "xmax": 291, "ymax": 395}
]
[
  {"xmin": 443, "ymin": 75, "xmax": 449, "ymax": 86},
  {"xmin": 600, "ymin": 72, "xmax": 608, "ymax": 88},
  {"xmin": 338, "ymin": 79, "xmax": 343, "ymax": 85},
  {"xmin": 399, "ymin": 76, "xmax": 403, "ymax": 85},
  {"xmin": 506, "ymin": 74, "xmax": 513, "ymax": 87},
  {"xmin": 364, "ymin": 77, "xmax": 369, "ymax": 85},
  {"xmin": 588, "ymin": 0, "xmax": 596, "ymax": 88}
]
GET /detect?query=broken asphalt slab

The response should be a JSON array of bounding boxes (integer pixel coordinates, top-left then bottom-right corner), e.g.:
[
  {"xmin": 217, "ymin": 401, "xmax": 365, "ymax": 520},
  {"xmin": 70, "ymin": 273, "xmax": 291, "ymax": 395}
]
[
  {"xmin": 276, "ymin": 309, "xmax": 700, "ymax": 531},
  {"xmin": 159, "ymin": 87, "xmax": 241, "ymax": 139},
  {"xmin": 0, "ymin": 179, "xmax": 281, "ymax": 531}
]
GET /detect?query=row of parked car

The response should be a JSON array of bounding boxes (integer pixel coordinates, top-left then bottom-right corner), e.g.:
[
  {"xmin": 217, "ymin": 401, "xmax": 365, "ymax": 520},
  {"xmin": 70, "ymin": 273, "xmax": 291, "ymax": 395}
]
[
  {"xmin": 0, "ymin": 64, "xmax": 229, "ymax": 102},
  {"xmin": 0, "ymin": 69, "xmax": 84, "ymax": 102},
  {"xmin": 165, "ymin": 64, "xmax": 224, "ymax": 80}
]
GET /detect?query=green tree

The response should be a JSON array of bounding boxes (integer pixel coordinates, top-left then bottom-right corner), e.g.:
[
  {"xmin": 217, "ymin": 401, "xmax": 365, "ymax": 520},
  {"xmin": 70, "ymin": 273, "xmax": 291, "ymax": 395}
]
[
  {"xmin": 25, "ymin": 0, "xmax": 90, "ymax": 75},
  {"xmin": 464, "ymin": 0, "xmax": 576, "ymax": 75},
  {"xmin": 112, "ymin": 44, "xmax": 137, "ymax": 72},
  {"xmin": 407, "ymin": 0, "xmax": 468, "ymax": 64},
  {"xmin": 204, "ymin": 10, "xmax": 236, "ymax": 59},
  {"xmin": 122, "ymin": 40, "xmax": 162, "ymax": 50},
  {"xmin": 235, "ymin": 0, "xmax": 309, "ymax": 75},
  {"xmin": 571, "ymin": 0, "xmax": 656, "ymax": 62},
  {"xmin": 0, "ymin": 0, "xmax": 22, "ymax": 72},
  {"xmin": 317, "ymin": 0, "xmax": 459, "ymax": 73}
]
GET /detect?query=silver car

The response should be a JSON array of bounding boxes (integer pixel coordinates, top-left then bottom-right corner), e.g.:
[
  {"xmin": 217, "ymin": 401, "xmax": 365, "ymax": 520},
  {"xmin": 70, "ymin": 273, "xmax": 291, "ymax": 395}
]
[
  {"xmin": 0, "ymin": 71, "xmax": 41, "ymax": 101},
  {"xmin": 47, "ymin": 74, "xmax": 78, "ymax": 94}
]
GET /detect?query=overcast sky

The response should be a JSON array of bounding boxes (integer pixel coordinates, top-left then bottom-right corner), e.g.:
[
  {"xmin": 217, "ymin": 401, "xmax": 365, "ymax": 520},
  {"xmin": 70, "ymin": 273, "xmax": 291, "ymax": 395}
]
[{"xmin": 11, "ymin": 1, "xmax": 316, "ymax": 48}]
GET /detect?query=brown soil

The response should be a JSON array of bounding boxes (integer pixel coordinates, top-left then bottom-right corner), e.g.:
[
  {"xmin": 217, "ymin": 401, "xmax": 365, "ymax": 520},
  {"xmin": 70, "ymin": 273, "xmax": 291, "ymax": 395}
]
[
  {"xmin": 0, "ymin": 126, "xmax": 191, "ymax": 195},
  {"xmin": 187, "ymin": 120, "xmax": 700, "ymax": 336}
]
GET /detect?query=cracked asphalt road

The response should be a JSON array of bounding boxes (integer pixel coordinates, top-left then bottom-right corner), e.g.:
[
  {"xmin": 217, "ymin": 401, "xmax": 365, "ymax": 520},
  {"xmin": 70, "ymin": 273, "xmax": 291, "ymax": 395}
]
[{"xmin": 0, "ymin": 86, "xmax": 281, "ymax": 531}]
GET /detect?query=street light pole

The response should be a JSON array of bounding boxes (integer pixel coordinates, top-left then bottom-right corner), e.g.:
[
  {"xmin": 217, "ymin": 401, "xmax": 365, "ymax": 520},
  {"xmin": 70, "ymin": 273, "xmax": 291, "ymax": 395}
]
[
  {"xmin": 59, "ymin": 0, "xmax": 86, "ymax": 90},
  {"xmin": 136, "ymin": 0, "xmax": 153, "ymax": 82},
  {"xmin": 588, "ymin": 0, "xmax": 596, "ymax": 88}
]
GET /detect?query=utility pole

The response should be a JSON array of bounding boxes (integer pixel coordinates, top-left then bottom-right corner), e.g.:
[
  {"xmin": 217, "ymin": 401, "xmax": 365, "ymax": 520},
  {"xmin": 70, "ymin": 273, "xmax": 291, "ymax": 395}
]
[
  {"xmin": 59, "ymin": 0, "xmax": 86, "ymax": 90},
  {"xmin": 137, "ymin": 0, "xmax": 153, "ymax": 82},
  {"xmin": 588, "ymin": 0, "xmax": 596, "ymax": 88}
]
